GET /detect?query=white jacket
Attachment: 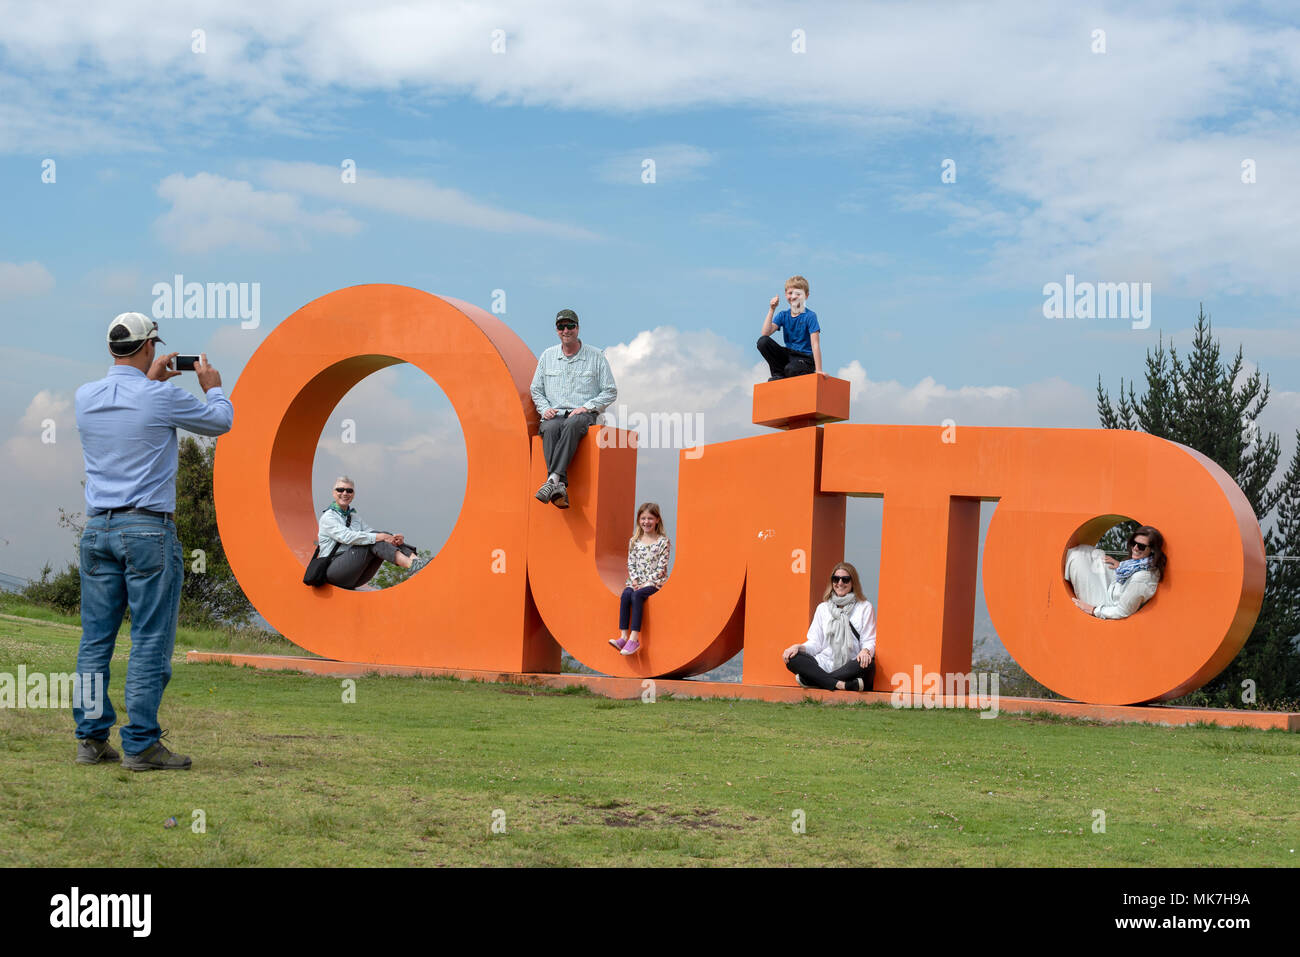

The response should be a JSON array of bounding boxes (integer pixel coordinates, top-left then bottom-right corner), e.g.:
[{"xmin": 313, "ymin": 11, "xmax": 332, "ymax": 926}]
[
  {"xmin": 316, "ymin": 507, "xmax": 378, "ymax": 558},
  {"xmin": 1095, "ymin": 570, "xmax": 1160, "ymax": 619},
  {"xmin": 1067, "ymin": 546, "xmax": 1160, "ymax": 619},
  {"xmin": 800, "ymin": 600, "xmax": 877, "ymax": 673}
]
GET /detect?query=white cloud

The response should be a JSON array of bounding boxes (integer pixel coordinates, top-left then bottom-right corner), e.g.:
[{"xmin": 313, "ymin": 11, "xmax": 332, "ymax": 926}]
[
  {"xmin": 153, "ymin": 172, "xmax": 363, "ymax": 253},
  {"xmin": 595, "ymin": 144, "xmax": 715, "ymax": 185},
  {"xmin": 255, "ymin": 161, "xmax": 598, "ymax": 239},
  {"xmin": 15, "ymin": 389, "xmax": 71, "ymax": 432},
  {"xmin": 4, "ymin": 4, "xmax": 1300, "ymax": 296},
  {"xmin": 835, "ymin": 359, "xmax": 1094, "ymax": 428},
  {"xmin": 309, "ymin": 366, "xmax": 469, "ymax": 555},
  {"xmin": 0, "ymin": 261, "xmax": 54, "ymax": 299},
  {"xmin": 3, "ymin": 391, "xmax": 83, "ymax": 521},
  {"xmin": 604, "ymin": 327, "xmax": 761, "ymax": 441},
  {"xmin": 603, "ymin": 326, "xmax": 1098, "ymax": 452}
]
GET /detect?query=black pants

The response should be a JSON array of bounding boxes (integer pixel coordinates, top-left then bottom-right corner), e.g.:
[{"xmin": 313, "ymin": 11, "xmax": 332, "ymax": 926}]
[
  {"xmin": 538, "ymin": 410, "xmax": 598, "ymax": 483},
  {"xmin": 757, "ymin": 336, "xmax": 815, "ymax": 379},
  {"xmin": 325, "ymin": 538, "xmax": 415, "ymax": 590},
  {"xmin": 785, "ymin": 651, "xmax": 875, "ymax": 691},
  {"xmin": 619, "ymin": 585, "xmax": 658, "ymax": 631}
]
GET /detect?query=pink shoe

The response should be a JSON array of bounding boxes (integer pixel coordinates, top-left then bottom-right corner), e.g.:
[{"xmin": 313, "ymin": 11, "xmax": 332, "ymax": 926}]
[
  {"xmin": 609, "ymin": 636, "xmax": 628, "ymax": 651},
  {"xmin": 620, "ymin": 638, "xmax": 641, "ymax": 656}
]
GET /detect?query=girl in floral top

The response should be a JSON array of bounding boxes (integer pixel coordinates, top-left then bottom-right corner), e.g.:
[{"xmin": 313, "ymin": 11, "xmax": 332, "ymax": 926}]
[{"xmin": 610, "ymin": 502, "xmax": 671, "ymax": 656}]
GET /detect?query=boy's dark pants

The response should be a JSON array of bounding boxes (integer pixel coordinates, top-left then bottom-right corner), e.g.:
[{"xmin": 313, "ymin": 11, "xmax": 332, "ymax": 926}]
[{"xmin": 757, "ymin": 335, "xmax": 815, "ymax": 379}]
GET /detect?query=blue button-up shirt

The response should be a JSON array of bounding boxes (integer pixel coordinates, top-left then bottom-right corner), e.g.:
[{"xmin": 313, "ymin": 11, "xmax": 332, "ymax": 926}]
[
  {"xmin": 529, "ymin": 343, "xmax": 618, "ymax": 416},
  {"xmin": 75, "ymin": 366, "xmax": 234, "ymax": 513}
]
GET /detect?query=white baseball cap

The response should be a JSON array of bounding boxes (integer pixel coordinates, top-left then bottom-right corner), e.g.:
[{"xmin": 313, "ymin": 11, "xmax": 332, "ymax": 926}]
[{"xmin": 106, "ymin": 312, "xmax": 164, "ymax": 357}]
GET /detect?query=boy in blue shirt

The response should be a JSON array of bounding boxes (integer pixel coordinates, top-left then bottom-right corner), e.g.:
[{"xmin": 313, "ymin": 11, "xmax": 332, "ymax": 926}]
[{"xmin": 757, "ymin": 275, "xmax": 823, "ymax": 380}]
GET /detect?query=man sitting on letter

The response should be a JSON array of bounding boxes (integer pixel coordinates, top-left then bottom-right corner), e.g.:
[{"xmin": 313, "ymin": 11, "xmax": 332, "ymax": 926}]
[{"xmin": 530, "ymin": 308, "xmax": 618, "ymax": 510}]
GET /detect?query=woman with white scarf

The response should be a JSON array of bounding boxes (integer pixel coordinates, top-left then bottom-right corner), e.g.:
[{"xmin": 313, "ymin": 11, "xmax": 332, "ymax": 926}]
[
  {"xmin": 781, "ymin": 561, "xmax": 877, "ymax": 692},
  {"xmin": 1065, "ymin": 524, "xmax": 1166, "ymax": 619}
]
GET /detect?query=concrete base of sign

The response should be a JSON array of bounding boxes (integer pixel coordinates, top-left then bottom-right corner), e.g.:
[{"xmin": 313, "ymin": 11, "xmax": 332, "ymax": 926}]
[{"xmin": 185, "ymin": 652, "xmax": 1299, "ymax": 731}]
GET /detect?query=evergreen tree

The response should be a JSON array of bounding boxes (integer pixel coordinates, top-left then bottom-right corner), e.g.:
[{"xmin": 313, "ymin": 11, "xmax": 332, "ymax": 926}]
[
  {"xmin": 175, "ymin": 436, "xmax": 254, "ymax": 626},
  {"xmin": 1097, "ymin": 307, "xmax": 1298, "ymax": 707}
]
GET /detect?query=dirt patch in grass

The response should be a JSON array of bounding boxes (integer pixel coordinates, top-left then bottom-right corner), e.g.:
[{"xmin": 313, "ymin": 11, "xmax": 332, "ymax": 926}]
[{"xmin": 598, "ymin": 805, "xmax": 743, "ymax": 831}]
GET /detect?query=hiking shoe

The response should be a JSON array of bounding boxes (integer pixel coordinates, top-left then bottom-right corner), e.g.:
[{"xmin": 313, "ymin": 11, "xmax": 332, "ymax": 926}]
[
  {"xmin": 123, "ymin": 732, "xmax": 192, "ymax": 772},
  {"xmin": 551, "ymin": 484, "xmax": 570, "ymax": 509},
  {"xmin": 535, "ymin": 481, "xmax": 556, "ymax": 503},
  {"xmin": 409, "ymin": 554, "xmax": 430, "ymax": 574},
  {"xmin": 75, "ymin": 738, "xmax": 120, "ymax": 765}
]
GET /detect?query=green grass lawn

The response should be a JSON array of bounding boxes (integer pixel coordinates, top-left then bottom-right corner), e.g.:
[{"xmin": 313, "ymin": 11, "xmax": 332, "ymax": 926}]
[{"xmin": 1, "ymin": 609, "xmax": 1297, "ymax": 867}]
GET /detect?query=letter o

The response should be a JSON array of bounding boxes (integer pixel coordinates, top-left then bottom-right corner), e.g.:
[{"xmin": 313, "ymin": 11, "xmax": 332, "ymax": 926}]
[
  {"xmin": 983, "ymin": 432, "xmax": 1264, "ymax": 705},
  {"xmin": 214, "ymin": 285, "xmax": 555, "ymax": 671}
]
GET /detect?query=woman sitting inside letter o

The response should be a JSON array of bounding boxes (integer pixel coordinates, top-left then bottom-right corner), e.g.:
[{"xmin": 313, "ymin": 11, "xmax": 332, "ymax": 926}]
[{"xmin": 1064, "ymin": 524, "xmax": 1165, "ymax": 619}]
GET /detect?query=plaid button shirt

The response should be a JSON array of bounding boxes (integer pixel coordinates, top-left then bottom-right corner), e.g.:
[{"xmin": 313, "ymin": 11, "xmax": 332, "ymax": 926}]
[{"xmin": 529, "ymin": 343, "xmax": 617, "ymax": 416}]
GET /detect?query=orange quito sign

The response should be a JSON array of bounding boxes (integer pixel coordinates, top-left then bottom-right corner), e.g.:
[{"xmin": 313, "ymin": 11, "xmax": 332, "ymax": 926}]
[{"xmin": 213, "ymin": 286, "xmax": 1265, "ymax": 706}]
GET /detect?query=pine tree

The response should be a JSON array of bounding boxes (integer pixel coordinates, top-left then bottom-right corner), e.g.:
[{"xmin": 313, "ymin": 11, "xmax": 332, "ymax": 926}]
[
  {"xmin": 1097, "ymin": 307, "xmax": 1298, "ymax": 707},
  {"xmin": 175, "ymin": 436, "xmax": 254, "ymax": 626}
]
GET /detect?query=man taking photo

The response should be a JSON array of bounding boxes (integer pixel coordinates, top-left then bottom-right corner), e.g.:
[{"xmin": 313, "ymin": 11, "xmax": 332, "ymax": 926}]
[{"xmin": 72, "ymin": 312, "xmax": 234, "ymax": 771}]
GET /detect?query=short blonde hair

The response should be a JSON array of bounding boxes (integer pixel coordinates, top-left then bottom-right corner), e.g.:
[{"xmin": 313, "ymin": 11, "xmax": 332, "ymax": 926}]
[{"xmin": 785, "ymin": 275, "xmax": 810, "ymax": 296}]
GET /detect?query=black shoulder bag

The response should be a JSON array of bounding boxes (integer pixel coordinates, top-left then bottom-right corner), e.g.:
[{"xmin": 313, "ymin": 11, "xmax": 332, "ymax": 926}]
[{"xmin": 302, "ymin": 509, "xmax": 350, "ymax": 586}]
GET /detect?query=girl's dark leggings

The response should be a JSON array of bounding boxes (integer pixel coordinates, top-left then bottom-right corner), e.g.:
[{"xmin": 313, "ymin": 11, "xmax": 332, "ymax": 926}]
[{"xmin": 619, "ymin": 585, "xmax": 658, "ymax": 631}]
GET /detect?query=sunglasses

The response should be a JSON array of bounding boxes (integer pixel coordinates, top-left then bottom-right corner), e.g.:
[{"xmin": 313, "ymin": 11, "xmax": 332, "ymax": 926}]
[
  {"xmin": 335, "ymin": 488, "xmax": 354, "ymax": 494},
  {"xmin": 1130, "ymin": 541, "xmax": 1150, "ymax": 552},
  {"xmin": 556, "ymin": 321, "xmax": 578, "ymax": 330},
  {"xmin": 831, "ymin": 574, "xmax": 852, "ymax": 584}
]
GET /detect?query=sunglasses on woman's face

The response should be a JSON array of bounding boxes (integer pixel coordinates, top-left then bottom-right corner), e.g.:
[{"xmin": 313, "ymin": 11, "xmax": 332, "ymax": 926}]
[
  {"xmin": 1130, "ymin": 541, "xmax": 1150, "ymax": 552},
  {"xmin": 831, "ymin": 575, "xmax": 852, "ymax": 584}
]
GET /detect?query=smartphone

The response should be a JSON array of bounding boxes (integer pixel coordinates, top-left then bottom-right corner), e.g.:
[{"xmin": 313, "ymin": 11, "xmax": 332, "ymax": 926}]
[{"xmin": 174, "ymin": 355, "xmax": 200, "ymax": 372}]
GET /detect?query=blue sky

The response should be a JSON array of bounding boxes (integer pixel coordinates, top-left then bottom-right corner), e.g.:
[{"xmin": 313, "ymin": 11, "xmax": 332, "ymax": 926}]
[{"xmin": 2, "ymin": 1, "xmax": 1298, "ymax": 594}]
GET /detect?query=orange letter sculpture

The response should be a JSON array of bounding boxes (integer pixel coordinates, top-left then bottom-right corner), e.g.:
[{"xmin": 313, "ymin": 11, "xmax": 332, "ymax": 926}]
[
  {"xmin": 820, "ymin": 425, "xmax": 1266, "ymax": 705},
  {"xmin": 214, "ymin": 285, "xmax": 1266, "ymax": 706},
  {"xmin": 214, "ymin": 285, "xmax": 558, "ymax": 673}
]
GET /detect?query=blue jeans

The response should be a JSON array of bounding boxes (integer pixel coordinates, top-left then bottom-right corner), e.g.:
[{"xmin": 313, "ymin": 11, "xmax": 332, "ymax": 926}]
[{"xmin": 74, "ymin": 512, "xmax": 183, "ymax": 755}]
